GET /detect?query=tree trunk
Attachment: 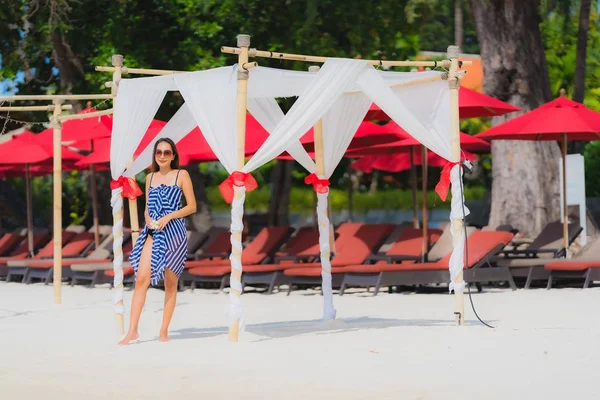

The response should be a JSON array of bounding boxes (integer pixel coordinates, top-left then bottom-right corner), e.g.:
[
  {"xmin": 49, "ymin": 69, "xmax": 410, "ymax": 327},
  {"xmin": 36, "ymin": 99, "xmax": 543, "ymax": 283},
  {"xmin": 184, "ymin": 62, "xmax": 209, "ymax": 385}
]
[
  {"xmin": 185, "ymin": 165, "xmax": 213, "ymax": 233},
  {"xmin": 573, "ymin": 0, "xmax": 592, "ymax": 103},
  {"xmin": 454, "ymin": 0, "xmax": 463, "ymax": 50},
  {"xmin": 267, "ymin": 160, "xmax": 292, "ymax": 226},
  {"xmin": 470, "ymin": 0, "xmax": 562, "ymax": 237}
]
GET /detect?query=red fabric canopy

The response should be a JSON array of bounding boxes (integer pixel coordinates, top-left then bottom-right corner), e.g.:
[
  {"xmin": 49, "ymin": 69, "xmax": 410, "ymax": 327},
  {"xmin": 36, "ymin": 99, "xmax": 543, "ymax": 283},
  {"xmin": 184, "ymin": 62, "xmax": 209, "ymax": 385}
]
[
  {"xmin": 476, "ymin": 96, "xmax": 600, "ymax": 141},
  {"xmin": 350, "ymin": 150, "xmax": 477, "ymax": 173},
  {"xmin": 365, "ymin": 86, "xmax": 520, "ymax": 120},
  {"xmin": 301, "ymin": 121, "xmax": 401, "ymax": 152},
  {"xmin": 39, "ymin": 107, "xmax": 114, "ymax": 146}
]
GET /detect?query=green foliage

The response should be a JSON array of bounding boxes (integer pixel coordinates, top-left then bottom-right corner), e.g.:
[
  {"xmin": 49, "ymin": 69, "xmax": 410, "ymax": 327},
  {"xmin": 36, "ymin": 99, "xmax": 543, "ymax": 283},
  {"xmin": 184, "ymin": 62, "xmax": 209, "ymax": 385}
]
[
  {"xmin": 206, "ymin": 185, "xmax": 487, "ymax": 212},
  {"xmin": 584, "ymin": 141, "xmax": 600, "ymax": 197}
]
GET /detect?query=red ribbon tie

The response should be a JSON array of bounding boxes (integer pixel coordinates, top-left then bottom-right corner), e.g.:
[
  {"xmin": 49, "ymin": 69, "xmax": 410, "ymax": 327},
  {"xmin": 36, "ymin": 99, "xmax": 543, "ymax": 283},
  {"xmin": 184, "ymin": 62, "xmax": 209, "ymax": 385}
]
[
  {"xmin": 434, "ymin": 161, "xmax": 460, "ymax": 202},
  {"xmin": 304, "ymin": 173, "xmax": 330, "ymax": 194},
  {"xmin": 218, "ymin": 171, "xmax": 258, "ymax": 203},
  {"xmin": 110, "ymin": 176, "xmax": 143, "ymax": 200}
]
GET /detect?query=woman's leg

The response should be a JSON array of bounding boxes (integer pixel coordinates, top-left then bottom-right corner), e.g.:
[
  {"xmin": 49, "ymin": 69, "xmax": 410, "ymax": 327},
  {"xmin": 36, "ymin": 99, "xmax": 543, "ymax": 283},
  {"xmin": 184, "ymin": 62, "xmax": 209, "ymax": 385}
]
[
  {"xmin": 159, "ymin": 269, "xmax": 178, "ymax": 342},
  {"xmin": 118, "ymin": 236, "xmax": 153, "ymax": 345}
]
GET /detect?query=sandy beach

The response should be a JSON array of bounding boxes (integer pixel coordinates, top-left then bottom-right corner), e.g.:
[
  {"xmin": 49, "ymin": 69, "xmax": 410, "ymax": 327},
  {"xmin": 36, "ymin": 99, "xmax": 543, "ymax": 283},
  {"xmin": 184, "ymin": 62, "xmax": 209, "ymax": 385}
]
[{"xmin": 1, "ymin": 282, "xmax": 598, "ymax": 399}]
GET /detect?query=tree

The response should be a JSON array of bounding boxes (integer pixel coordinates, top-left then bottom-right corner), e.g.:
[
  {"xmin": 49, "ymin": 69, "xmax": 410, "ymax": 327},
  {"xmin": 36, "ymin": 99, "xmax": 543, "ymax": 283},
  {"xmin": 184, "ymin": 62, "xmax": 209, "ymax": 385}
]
[{"xmin": 469, "ymin": 0, "xmax": 562, "ymax": 236}]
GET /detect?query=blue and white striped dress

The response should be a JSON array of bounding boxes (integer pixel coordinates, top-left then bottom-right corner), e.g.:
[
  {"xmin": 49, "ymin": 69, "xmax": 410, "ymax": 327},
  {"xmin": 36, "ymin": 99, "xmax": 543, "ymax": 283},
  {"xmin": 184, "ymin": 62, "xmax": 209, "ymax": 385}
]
[{"xmin": 129, "ymin": 171, "xmax": 188, "ymax": 286}]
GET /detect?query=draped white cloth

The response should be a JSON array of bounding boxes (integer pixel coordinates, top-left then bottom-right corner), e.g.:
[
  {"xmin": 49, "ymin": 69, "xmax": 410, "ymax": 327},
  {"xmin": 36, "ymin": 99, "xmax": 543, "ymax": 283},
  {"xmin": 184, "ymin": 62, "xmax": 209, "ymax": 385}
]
[
  {"xmin": 448, "ymin": 165, "xmax": 470, "ymax": 293},
  {"xmin": 109, "ymin": 58, "xmax": 464, "ymax": 327}
]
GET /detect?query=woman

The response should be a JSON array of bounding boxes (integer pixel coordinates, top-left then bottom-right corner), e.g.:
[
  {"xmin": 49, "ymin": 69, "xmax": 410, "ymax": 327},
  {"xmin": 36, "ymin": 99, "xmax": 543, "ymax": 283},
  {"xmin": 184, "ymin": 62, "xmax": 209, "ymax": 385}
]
[{"xmin": 119, "ymin": 138, "xmax": 196, "ymax": 345}]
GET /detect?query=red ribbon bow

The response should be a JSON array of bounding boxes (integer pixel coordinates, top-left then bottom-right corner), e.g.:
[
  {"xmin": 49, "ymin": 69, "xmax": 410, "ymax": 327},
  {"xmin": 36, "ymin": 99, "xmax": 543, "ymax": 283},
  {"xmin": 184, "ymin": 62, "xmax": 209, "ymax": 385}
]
[
  {"xmin": 304, "ymin": 173, "xmax": 330, "ymax": 194},
  {"xmin": 434, "ymin": 161, "xmax": 460, "ymax": 202},
  {"xmin": 110, "ymin": 176, "xmax": 143, "ymax": 200},
  {"xmin": 218, "ymin": 171, "xmax": 258, "ymax": 204}
]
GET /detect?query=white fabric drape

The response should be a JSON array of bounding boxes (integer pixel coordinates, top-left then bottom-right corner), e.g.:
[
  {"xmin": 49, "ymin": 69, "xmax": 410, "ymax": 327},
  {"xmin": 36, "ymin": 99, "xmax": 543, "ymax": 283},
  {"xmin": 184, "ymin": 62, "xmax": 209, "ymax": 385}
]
[
  {"xmin": 173, "ymin": 67, "xmax": 238, "ymax": 173},
  {"xmin": 125, "ymin": 104, "xmax": 197, "ymax": 177},
  {"xmin": 448, "ymin": 165, "xmax": 470, "ymax": 293},
  {"xmin": 316, "ymin": 192, "xmax": 336, "ymax": 319},
  {"xmin": 246, "ymin": 97, "xmax": 315, "ymax": 173},
  {"xmin": 110, "ymin": 75, "xmax": 175, "ymax": 178},
  {"xmin": 355, "ymin": 68, "xmax": 454, "ymax": 162},
  {"xmin": 111, "ymin": 188, "xmax": 124, "ymax": 316}
]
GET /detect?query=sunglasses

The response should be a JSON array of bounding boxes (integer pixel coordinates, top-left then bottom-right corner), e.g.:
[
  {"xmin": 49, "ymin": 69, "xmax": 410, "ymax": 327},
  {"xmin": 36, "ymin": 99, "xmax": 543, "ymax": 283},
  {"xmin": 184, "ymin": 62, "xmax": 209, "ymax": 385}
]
[{"xmin": 155, "ymin": 149, "xmax": 173, "ymax": 157}]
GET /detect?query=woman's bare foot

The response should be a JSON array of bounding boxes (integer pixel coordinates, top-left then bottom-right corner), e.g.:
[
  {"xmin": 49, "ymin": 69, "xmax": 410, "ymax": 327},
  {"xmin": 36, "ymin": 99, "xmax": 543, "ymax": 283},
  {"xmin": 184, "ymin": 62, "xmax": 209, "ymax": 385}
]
[
  {"xmin": 118, "ymin": 331, "xmax": 139, "ymax": 345},
  {"xmin": 159, "ymin": 330, "xmax": 170, "ymax": 342}
]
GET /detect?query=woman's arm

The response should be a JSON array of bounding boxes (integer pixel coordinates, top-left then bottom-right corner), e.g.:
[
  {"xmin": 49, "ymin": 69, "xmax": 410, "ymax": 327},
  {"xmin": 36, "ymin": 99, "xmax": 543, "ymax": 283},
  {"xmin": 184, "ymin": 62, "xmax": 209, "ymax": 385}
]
[
  {"xmin": 144, "ymin": 173, "xmax": 152, "ymax": 227},
  {"xmin": 157, "ymin": 170, "xmax": 196, "ymax": 229}
]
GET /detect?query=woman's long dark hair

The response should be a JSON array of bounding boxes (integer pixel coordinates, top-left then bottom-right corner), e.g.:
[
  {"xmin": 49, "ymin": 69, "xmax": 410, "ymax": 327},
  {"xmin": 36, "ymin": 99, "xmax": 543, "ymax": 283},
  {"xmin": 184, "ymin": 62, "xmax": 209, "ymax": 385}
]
[{"xmin": 151, "ymin": 138, "xmax": 180, "ymax": 172}]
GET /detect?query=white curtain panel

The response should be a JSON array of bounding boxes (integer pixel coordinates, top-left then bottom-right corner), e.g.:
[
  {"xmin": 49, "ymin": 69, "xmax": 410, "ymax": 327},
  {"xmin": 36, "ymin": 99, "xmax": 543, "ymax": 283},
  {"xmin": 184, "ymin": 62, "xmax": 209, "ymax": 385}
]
[
  {"xmin": 173, "ymin": 66, "xmax": 238, "ymax": 173},
  {"xmin": 125, "ymin": 103, "xmax": 197, "ymax": 177},
  {"xmin": 110, "ymin": 74, "xmax": 176, "ymax": 178},
  {"xmin": 243, "ymin": 58, "xmax": 370, "ymax": 172},
  {"xmin": 448, "ymin": 164, "xmax": 470, "ymax": 293},
  {"xmin": 355, "ymin": 67, "xmax": 455, "ymax": 162}
]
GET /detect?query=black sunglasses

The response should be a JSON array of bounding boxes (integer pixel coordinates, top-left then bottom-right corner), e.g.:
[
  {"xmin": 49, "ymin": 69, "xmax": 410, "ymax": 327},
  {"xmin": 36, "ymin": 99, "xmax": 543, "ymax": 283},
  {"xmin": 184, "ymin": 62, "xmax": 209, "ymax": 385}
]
[{"xmin": 155, "ymin": 149, "xmax": 173, "ymax": 157}]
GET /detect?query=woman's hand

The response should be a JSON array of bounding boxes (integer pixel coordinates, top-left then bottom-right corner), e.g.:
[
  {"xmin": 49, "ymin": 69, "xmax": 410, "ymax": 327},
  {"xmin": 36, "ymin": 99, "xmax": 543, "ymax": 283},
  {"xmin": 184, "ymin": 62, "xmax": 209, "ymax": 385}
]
[
  {"xmin": 156, "ymin": 215, "xmax": 172, "ymax": 230},
  {"xmin": 145, "ymin": 214, "xmax": 153, "ymax": 228}
]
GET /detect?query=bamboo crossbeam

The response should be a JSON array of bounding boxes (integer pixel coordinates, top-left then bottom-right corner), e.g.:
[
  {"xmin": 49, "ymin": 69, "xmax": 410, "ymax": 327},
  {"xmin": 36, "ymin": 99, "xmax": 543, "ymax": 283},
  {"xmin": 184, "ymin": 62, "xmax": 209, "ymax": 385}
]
[
  {"xmin": 57, "ymin": 109, "xmax": 113, "ymax": 122},
  {"xmin": 52, "ymin": 100, "xmax": 63, "ymax": 305},
  {"xmin": 221, "ymin": 46, "xmax": 473, "ymax": 67},
  {"xmin": 0, "ymin": 105, "xmax": 72, "ymax": 111},
  {"xmin": 96, "ymin": 62, "xmax": 258, "ymax": 77},
  {"xmin": 0, "ymin": 94, "xmax": 112, "ymax": 101}
]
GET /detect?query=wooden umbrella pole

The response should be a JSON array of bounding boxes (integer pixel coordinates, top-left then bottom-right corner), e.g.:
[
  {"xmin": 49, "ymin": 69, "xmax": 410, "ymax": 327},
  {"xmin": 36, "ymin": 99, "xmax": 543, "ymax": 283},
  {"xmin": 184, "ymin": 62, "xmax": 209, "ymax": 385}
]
[
  {"xmin": 561, "ymin": 133, "xmax": 568, "ymax": 255},
  {"xmin": 421, "ymin": 145, "xmax": 429, "ymax": 262},
  {"xmin": 25, "ymin": 163, "xmax": 34, "ymax": 255},
  {"xmin": 52, "ymin": 99, "xmax": 63, "ymax": 305},
  {"xmin": 90, "ymin": 163, "xmax": 101, "ymax": 249},
  {"xmin": 448, "ymin": 45, "xmax": 464, "ymax": 326},
  {"xmin": 410, "ymin": 148, "xmax": 419, "ymax": 229},
  {"xmin": 222, "ymin": 46, "xmax": 473, "ymax": 68},
  {"xmin": 229, "ymin": 34, "xmax": 250, "ymax": 343}
]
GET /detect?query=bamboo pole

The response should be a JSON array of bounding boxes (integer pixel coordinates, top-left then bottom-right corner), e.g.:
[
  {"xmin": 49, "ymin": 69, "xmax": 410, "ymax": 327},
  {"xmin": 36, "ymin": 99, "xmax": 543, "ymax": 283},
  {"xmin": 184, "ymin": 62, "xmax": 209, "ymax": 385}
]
[
  {"xmin": 96, "ymin": 62, "xmax": 257, "ymax": 76},
  {"xmin": 0, "ymin": 105, "xmax": 72, "ymax": 112},
  {"xmin": 421, "ymin": 145, "xmax": 429, "ymax": 262},
  {"xmin": 58, "ymin": 109, "xmax": 113, "ymax": 122},
  {"xmin": 222, "ymin": 46, "xmax": 473, "ymax": 68},
  {"xmin": 52, "ymin": 99, "xmax": 63, "ymax": 304},
  {"xmin": 448, "ymin": 45, "xmax": 464, "ymax": 326},
  {"xmin": 0, "ymin": 94, "xmax": 112, "ymax": 101},
  {"xmin": 25, "ymin": 164, "xmax": 34, "ymax": 256},
  {"xmin": 410, "ymin": 148, "xmax": 419, "ymax": 229},
  {"xmin": 229, "ymin": 35, "xmax": 250, "ymax": 343},
  {"xmin": 561, "ymin": 133, "xmax": 569, "ymax": 254}
]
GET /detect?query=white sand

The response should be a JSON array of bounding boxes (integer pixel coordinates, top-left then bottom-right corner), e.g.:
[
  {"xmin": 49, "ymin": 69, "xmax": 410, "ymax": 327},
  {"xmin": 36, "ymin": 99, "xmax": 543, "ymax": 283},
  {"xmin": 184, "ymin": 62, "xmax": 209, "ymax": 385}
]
[{"xmin": 0, "ymin": 282, "xmax": 598, "ymax": 399}]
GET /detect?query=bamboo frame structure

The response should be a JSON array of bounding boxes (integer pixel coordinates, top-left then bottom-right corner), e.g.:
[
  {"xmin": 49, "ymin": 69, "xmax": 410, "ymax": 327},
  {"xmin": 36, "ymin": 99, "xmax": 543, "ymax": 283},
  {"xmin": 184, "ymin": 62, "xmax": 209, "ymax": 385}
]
[
  {"xmin": 96, "ymin": 62, "xmax": 257, "ymax": 77},
  {"xmin": 560, "ymin": 133, "xmax": 569, "ymax": 252},
  {"xmin": 0, "ymin": 105, "xmax": 72, "ymax": 112},
  {"xmin": 0, "ymin": 93, "xmax": 116, "ymax": 305},
  {"xmin": 409, "ymin": 150, "xmax": 419, "ymax": 229},
  {"xmin": 25, "ymin": 164, "xmax": 34, "ymax": 255},
  {"xmin": 448, "ymin": 46, "xmax": 465, "ymax": 326},
  {"xmin": 221, "ymin": 46, "xmax": 473, "ymax": 68},
  {"xmin": 421, "ymin": 145, "xmax": 429, "ymax": 262},
  {"xmin": 228, "ymin": 35, "xmax": 251, "ymax": 342}
]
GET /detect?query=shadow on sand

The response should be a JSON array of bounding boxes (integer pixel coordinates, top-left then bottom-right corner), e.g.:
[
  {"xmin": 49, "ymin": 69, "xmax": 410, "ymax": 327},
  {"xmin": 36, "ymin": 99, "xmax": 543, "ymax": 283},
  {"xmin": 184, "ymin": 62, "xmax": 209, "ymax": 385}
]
[{"xmin": 160, "ymin": 316, "xmax": 492, "ymax": 343}]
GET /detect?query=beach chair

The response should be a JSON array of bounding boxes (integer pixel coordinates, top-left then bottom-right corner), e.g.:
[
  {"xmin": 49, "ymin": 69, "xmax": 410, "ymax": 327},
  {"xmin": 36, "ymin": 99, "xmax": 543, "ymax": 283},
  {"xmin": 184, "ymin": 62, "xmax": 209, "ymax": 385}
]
[
  {"xmin": 281, "ymin": 223, "xmax": 396, "ymax": 294},
  {"xmin": 493, "ymin": 220, "xmax": 582, "ymax": 288},
  {"xmin": 339, "ymin": 230, "xmax": 515, "ymax": 296},
  {"xmin": 545, "ymin": 236, "xmax": 600, "ymax": 289},
  {"xmin": 4, "ymin": 230, "xmax": 80, "ymax": 282},
  {"xmin": 0, "ymin": 233, "xmax": 25, "ymax": 257},
  {"xmin": 11, "ymin": 231, "xmax": 98, "ymax": 284},
  {"xmin": 186, "ymin": 226, "xmax": 294, "ymax": 291}
]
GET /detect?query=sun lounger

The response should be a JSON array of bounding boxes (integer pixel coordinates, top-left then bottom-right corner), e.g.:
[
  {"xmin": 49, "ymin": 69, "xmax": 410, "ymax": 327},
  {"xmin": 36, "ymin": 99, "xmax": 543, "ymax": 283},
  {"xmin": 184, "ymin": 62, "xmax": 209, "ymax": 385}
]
[
  {"xmin": 339, "ymin": 230, "xmax": 515, "ymax": 295},
  {"xmin": 544, "ymin": 236, "xmax": 600, "ymax": 289}
]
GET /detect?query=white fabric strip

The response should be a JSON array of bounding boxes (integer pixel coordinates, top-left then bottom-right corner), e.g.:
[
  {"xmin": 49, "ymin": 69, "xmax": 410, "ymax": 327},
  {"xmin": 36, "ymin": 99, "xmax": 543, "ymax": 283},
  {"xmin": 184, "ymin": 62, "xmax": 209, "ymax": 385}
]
[
  {"xmin": 246, "ymin": 97, "xmax": 316, "ymax": 173},
  {"xmin": 317, "ymin": 191, "xmax": 336, "ymax": 320},
  {"xmin": 448, "ymin": 164, "xmax": 470, "ymax": 293},
  {"xmin": 173, "ymin": 67, "xmax": 238, "ymax": 173},
  {"xmin": 228, "ymin": 186, "xmax": 246, "ymax": 332},
  {"xmin": 243, "ymin": 59, "xmax": 370, "ymax": 173},
  {"xmin": 110, "ymin": 75, "xmax": 175, "ymax": 178},
  {"xmin": 125, "ymin": 103, "xmax": 197, "ymax": 177},
  {"xmin": 111, "ymin": 188, "xmax": 124, "ymax": 314},
  {"xmin": 354, "ymin": 67, "xmax": 455, "ymax": 162}
]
